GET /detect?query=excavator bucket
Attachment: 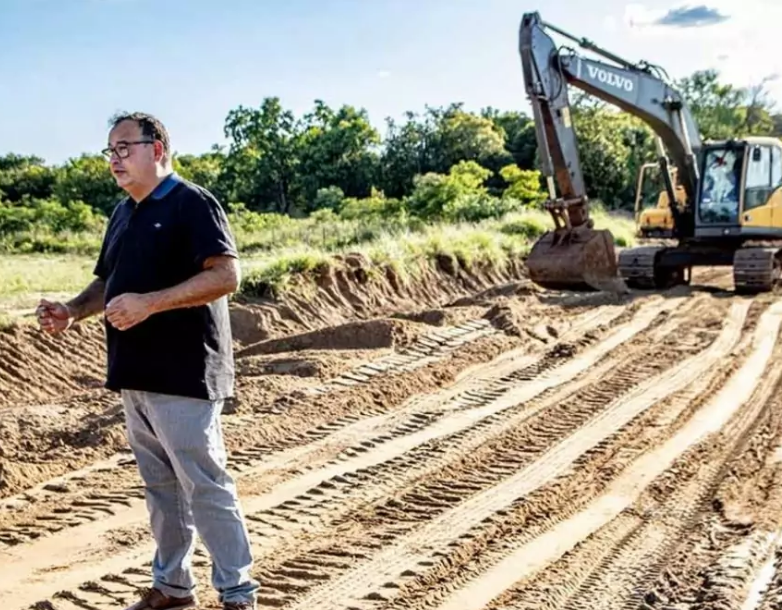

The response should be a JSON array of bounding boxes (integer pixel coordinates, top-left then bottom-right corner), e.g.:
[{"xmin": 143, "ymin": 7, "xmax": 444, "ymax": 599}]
[{"xmin": 525, "ymin": 226, "xmax": 625, "ymax": 292}]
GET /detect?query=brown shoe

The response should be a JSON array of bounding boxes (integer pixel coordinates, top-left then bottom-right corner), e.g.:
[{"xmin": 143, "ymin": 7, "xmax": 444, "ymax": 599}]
[{"xmin": 125, "ymin": 587, "xmax": 197, "ymax": 610}]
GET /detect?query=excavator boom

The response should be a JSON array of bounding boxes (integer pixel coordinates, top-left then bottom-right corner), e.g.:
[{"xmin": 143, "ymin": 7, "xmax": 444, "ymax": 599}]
[{"xmin": 518, "ymin": 12, "xmax": 702, "ymax": 291}]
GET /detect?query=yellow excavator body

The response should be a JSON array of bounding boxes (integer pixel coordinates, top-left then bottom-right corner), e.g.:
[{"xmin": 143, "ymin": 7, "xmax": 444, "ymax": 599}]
[{"xmin": 634, "ymin": 163, "xmax": 686, "ymax": 238}]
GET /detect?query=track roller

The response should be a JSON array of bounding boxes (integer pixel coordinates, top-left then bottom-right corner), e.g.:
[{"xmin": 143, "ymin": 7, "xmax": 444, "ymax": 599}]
[
  {"xmin": 618, "ymin": 246, "xmax": 690, "ymax": 290},
  {"xmin": 733, "ymin": 247, "xmax": 782, "ymax": 293}
]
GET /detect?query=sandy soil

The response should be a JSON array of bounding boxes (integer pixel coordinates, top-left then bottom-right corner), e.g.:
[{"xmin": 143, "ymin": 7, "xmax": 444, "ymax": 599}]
[{"xmin": 3, "ymin": 256, "xmax": 782, "ymax": 610}]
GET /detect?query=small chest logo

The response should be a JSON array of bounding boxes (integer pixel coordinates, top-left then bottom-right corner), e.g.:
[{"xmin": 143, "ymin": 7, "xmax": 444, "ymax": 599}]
[{"xmin": 153, "ymin": 222, "xmax": 162, "ymax": 229}]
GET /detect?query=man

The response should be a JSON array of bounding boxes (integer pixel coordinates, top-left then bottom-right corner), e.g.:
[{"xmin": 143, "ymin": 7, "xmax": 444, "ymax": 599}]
[{"xmin": 36, "ymin": 112, "xmax": 259, "ymax": 610}]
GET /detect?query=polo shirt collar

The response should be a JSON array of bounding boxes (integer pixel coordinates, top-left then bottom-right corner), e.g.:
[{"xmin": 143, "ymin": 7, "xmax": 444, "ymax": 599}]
[{"xmin": 150, "ymin": 172, "xmax": 183, "ymax": 200}]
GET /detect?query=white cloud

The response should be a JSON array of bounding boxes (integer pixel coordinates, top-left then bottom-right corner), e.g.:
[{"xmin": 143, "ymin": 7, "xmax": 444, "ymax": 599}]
[
  {"xmin": 655, "ymin": 5, "xmax": 729, "ymax": 27},
  {"xmin": 377, "ymin": 70, "xmax": 391, "ymax": 79},
  {"xmin": 619, "ymin": 1, "xmax": 782, "ymax": 104}
]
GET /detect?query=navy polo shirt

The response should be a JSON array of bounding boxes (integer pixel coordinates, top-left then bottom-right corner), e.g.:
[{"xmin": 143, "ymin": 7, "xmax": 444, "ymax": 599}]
[{"xmin": 94, "ymin": 173, "xmax": 238, "ymax": 401}]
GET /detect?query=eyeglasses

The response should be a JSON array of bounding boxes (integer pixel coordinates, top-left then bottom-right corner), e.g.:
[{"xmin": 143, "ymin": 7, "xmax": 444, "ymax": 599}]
[{"xmin": 101, "ymin": 140, "xmax": 154, "ymax": 159}]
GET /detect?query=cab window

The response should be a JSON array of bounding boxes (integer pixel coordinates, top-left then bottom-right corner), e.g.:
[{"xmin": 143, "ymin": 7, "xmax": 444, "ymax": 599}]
[
  {"xmin": 772, "ymin": 146, "xmax": 782, "ymax": 188},
  {"xmin": 744, "ymin": 145, "xmax": 774, "ymax": 210}
]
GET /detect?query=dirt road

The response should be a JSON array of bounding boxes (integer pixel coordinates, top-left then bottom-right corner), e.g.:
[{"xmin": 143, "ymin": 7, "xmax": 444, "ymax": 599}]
[{"xmin": 3, "ymin": 262, "xmax": 782, "ymax": 610}]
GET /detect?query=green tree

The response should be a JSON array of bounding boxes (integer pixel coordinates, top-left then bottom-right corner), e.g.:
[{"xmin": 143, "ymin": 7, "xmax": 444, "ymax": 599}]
[
  {"xmin": 223, "ymin": 97, "xmax": 302, "ymax": 214},
  {"xmin": 676, "ymin": 69, "xmax": 777, "ymax": 140},
  {"xmin": 0, "ymin": 154, "xmax": 57, "ymax": 202},
  {"xmin": 174, "ymin": 148, "xmax": 227, "ymax": 201},
  {"xmin": 499, "ymin": 164, "xmax": 545, "ymax": 205},
  {"xmin": 379, "ymin": 109, "xmax": 440, "ymax": 198},
  {"xmin": 436, "ymin": 106, "xmax": 511, "ymax": 173},
  {"xmin": 407, "ymin": 160, "xmax": 491, "ymax": 220},
  {"xmin": 570, "ymin": 102, "xmax": 656, "ymax": 208},
  {"xmin": 379, "ymin": 105, "xmax": 512, "ymax": 199},
  {"xmin": 52, "ymin": 154, "xmax": 122, "ymax": 214},
  {"xmin": 740, "ymin": 75, "xmax": 778, "ymax": 136},
  {"xmin": 313, "ymin": 185, "xmax": 345, "ymax": 211},
  {"xmin": 482, "ymin": 108, "xmax": 538, "ymax": 170},
  {"xmin": 296, "ymin": 100, "xmax": 381, "ymax": 209}
]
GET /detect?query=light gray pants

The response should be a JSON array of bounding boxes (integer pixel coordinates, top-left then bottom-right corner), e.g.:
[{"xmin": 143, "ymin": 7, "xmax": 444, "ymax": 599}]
[{"xmin": 121, "ymin": 389, "xmax": 258, "ymax": 605}]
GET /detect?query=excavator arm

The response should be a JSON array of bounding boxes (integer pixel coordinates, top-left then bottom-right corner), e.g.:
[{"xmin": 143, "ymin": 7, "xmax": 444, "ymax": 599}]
[{"xmin": 518, "ymin": 12, "xmax": 702, "ymax": 290}]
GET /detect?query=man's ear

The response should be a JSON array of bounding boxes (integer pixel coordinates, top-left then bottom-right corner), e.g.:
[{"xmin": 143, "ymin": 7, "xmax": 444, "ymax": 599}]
[{"xmin": 154, "ymin": 140, "xmax": 166, "ymax": 162}]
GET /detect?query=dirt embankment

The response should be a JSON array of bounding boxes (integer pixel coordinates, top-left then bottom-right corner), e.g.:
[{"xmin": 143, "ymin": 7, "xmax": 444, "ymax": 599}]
[
  {"xmin": 0, "ymin": 253, "xmax": 529, "ymax": 412},
  {"xmin": 0, "ymin": 322, "xmax": 106, "ymax": 409},
  {"xmin": 0, "ymin": 252, "xmax": 539, "ymax": 499},
  {"xmin": 230, "ymin": 252, "xmax": 530, "ymax": 344}
]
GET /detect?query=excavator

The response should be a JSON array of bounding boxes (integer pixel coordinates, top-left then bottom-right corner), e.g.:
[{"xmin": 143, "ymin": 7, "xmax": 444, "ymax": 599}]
[
  {"xmin": 518, "ymin": 11, "xmax": 782, "ymax": 293},
  {"xmin": 634, "ymin": 163, "xmax": 685, "ymax": 238}
]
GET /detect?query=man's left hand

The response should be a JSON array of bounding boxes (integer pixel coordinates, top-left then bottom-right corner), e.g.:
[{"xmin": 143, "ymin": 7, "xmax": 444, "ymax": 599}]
[{"xmin": 105, "ymin": 293, "xmax": 155, "ymax": 331}]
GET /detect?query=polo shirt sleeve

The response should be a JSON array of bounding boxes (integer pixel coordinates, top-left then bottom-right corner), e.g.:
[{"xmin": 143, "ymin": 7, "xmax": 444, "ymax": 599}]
[
  {"xmin": 94, "ymin": 232, "xmax": 110, "ymax": 280},
  {"xmin": 93, "ymin": 203, "xmax": 121, "ymax": 281},
  {"xmin": 184, "ymin": 189, "xmax": 239, "ymax": 268}
]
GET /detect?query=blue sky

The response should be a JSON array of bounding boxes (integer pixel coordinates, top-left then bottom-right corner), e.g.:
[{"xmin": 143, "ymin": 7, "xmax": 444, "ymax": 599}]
[{"xmin": 1, "ymin": 0, "xmax": 779, "ymax": 164}]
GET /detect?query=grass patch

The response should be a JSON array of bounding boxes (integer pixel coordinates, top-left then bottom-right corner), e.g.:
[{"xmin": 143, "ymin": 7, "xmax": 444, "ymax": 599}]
[
  {"xmin": 240, "ymin": 249, "xmax": 333, "ymax": 298},
  {"xmin": 591, "ymin": 208, "xmax": 636, "ymax": 247},
  {"xmin": 0, "ymin": 254, "xmax": 97, "ymax": 315},
  {"xmin": 0, "ymin": 209, "xmax": 637, "ymax": 317}
]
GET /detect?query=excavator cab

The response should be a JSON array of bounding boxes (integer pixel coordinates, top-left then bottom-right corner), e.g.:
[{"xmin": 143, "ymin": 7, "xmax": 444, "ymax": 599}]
[{"xmin": 634, "ymin": 163, "xmax": 685, "ymax": 238}]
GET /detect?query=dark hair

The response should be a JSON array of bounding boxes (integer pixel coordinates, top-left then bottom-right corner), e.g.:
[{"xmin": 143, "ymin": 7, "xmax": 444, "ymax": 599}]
[{"xmin": 108, "ymin": 111, "xmax": 170, "ymax": 154}]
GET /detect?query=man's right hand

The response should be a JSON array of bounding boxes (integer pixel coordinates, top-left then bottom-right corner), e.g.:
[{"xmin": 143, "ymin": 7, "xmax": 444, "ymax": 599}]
[{"xmin": 36, "ymin": 299, "xmax": 74, "ymax": 335}]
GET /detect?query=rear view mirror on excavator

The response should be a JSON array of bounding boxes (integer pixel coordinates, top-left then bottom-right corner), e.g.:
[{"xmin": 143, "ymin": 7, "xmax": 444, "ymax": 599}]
[{"xmin": 519, "ymin": 12, "xmax": 626, "ymax": 293}]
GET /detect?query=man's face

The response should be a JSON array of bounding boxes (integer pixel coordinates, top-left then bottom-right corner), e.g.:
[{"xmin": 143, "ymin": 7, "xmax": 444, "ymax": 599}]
[{"xmin": 105, "ymin": 120, "xmax": 161, "ymax": 191}]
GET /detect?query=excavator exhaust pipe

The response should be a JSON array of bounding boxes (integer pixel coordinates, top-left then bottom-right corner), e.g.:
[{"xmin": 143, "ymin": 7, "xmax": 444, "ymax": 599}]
[{"xmin": 525, "ymin": 225, "xmax": 626, "ymax": 292}]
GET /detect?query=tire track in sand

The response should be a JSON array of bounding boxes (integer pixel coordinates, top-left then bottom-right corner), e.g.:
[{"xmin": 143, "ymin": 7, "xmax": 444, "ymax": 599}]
[
  {"xmin": 753, "ymin": 534, "xmax": 782, "ymax": 610},
  {"xmin": 234, "ymin": 294, "xmax": 692, "ymax": 550},
  {"xmin": 378, "ymin": 302, "xmax": 761, "ymax": 610},
  {"xmin": 495, "ymin": 346, "xmax": 782, "ymax": 610},
  {"xmin": 260, "ymin": 300, "xmax": 750, "ymax": 610},
  {"xmin": 632, "ymin": 384, "xmax": 782, "ymax": 610},
  {"xmin": 2, "ymin": 296, "xmax": 673, "ymax": 610},
  {"xmin": 0, "ymin": 300, "xmax": 636, "ymax": 549},
  {"xmin": 432, "ymin": 299, "xmax": 782, "ymax": 610}
]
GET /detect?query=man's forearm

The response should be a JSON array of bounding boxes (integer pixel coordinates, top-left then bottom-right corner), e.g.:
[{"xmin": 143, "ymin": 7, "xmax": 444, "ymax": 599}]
[
  {"xmin": 146, "ymin": 258, "xmax": 240, "ymax": 314},
  {"xmin": 66, "ymin": 278, "xmax": 106, "ymax": 321}
]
